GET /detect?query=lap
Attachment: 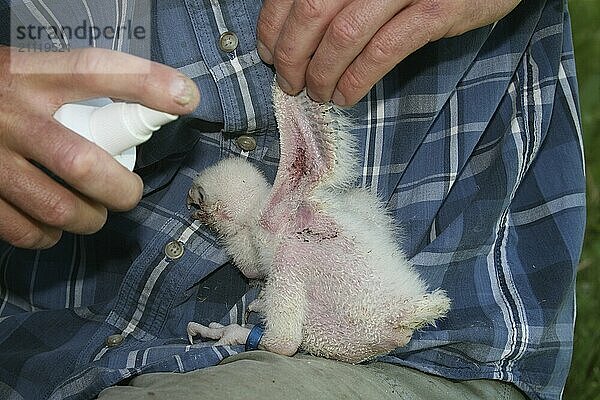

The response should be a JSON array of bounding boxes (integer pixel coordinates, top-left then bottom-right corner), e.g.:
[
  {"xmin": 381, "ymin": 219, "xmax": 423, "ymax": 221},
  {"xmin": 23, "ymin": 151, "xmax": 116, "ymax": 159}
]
[{"xmin": 97, "ymin": 351, "xmax": 526, "ymax": 400}]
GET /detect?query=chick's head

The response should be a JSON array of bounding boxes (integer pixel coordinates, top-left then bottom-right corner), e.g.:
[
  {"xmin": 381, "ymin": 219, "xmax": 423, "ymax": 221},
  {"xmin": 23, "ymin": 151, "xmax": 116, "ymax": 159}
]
[{"xmin": 188, "ymin": 158, "xmax": 271, "ymax": 236}]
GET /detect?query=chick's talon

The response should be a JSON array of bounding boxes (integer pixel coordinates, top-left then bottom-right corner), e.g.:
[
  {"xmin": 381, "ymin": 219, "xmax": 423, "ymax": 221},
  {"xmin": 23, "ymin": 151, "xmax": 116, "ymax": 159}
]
[{"xmin": 186, "ymin": 321, "xmax": 251, "ymax": 347}]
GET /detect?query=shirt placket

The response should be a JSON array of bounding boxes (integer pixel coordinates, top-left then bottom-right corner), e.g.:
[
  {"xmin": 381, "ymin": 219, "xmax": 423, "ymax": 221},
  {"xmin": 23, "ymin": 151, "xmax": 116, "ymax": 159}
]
[{"xmin": 183, "ymin": 0, "xmax": 276, "ymax": 135}]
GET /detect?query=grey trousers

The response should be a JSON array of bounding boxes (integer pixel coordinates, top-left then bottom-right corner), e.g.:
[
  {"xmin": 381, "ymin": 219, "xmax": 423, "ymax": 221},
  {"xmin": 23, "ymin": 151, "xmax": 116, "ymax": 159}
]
[{"xmin": 97, "ymin": 351, "xmax": 527, "ymax": 400}]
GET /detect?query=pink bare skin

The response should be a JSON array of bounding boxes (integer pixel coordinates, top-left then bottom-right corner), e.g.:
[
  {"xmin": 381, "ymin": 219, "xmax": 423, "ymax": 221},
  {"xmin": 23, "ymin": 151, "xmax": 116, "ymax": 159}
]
[
  {"xmin": 187, "ymin": 83, "xmax": 450, "ymax": 363},
  {"xmin": 257, "ymin": 0, "xmax": 521, "ymax": 105},
  {"xmin": 0, "ymin": 47, "xmax": 199, "ymax": 248}
]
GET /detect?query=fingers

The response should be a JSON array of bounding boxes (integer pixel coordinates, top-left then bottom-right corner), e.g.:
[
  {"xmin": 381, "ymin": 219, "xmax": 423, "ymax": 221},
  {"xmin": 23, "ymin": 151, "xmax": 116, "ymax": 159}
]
[
  {"xmin": 0, "ymin": 149, "xmax": 108, "ymax": 236},
  {"xmin": 260, "ymin": 0, "xmax": 520, "ymax": 106},
  {"xmin": 305, "ymin": 0, "xmax": 405, "ymax": 102},
  {"xmin": 9, "ymin": 47, "xmax": 200, "ymax": 115},
  {"xmin": 258, "ymin": 0, "xmax": 413, "ymax": 102},
  {"xmin": 256, "ymin": 0, "xmax": 295, "ymax": 64},
  {"xmin": 8, "ymin": 115, "xmax": 143, "ymax": 212},
  {"xmin": 0, "ymin": 197, "xmax": 62, "ymax": 249},
  {"xmin": 267, "ymin": 0, "xmax": 351, "ymax": 95},
  {"xmin": 333, "ymin": 1, "xmax": 457, "ymax": 105},
  {"xmin": 0, "ymin": 46, "xmax": 197, "ymax": 249}
]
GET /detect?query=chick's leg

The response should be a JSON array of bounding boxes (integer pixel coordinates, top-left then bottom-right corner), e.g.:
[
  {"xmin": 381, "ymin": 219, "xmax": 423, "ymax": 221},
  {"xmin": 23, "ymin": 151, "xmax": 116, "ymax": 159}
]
[
  {"xmin": 187, "ymin": 322, "xmax": 250, "ymax": 346},
  {"xmin": 259, "ymin": 268, "xmax": 306, "ymax": 357}
]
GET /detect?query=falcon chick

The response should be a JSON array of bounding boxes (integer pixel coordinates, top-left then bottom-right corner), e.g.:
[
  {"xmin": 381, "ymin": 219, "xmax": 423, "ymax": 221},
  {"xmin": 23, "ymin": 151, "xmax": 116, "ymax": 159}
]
[{"xmin": 186, "ymin": 83, "xmax": 450, "ymax": 363}]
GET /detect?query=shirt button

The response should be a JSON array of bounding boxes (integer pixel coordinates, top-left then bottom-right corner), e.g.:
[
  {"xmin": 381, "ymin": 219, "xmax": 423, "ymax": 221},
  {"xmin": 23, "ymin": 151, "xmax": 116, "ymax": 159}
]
[
  {"xmin": 219, "ymin": 31, "xmax": 239, "ymax": 53},
  {"xmin": 165, "ymin": 240, "xmax": 184, "ymax": 260},
  {"xmin": 235, "ymin": 135, "xmax": 257, "ymax": 151},
  {"xmin": 106, "ymin": 334, "xmax": 124, "ymax": 347}
]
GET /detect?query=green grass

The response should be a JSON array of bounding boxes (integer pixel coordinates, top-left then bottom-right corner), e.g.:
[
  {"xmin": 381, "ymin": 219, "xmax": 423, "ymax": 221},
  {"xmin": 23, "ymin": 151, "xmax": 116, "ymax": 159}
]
[{"xmin": 564, "ymin": 0, "xmax": 600, "ymax": 399}]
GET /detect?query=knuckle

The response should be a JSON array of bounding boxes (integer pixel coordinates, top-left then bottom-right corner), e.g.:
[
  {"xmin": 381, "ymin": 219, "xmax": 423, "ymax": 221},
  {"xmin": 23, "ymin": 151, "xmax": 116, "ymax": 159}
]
[
  {"xmin": 273, "ymin": 45, "xmax": 297, "ymax": 70},
  {"xmin": 417, "ymin": 0, "xmax": 452, "ymax": 39},
  {"xmin": 367, "ymin": 35, "xmax": 397, "ymax": 65},
  {"xmin": 58, "ymin": 143, "xmax": 98, "ymax": 183},
  {"xmin": 67, "ymin": 49, "xmax": 105, "ymax": 89},
  {"xmin": 133, "ymin": 72, "xmax": 153, "ymax": 100},
  {"xmin": 306, "ymin": 63, "xmax": 329, "ymax": 89},
  {"xmin": 44, "ymin": 194, "xmax": 77, "ymax": 228},
  {"xmin": 338, "ymin": 68, "xmax": 363, "ymax": 97},
  {"xmin": 7, "ymin": 228, "xmax": 42, "ymax": 248},
  {"xmin": 328, "ymin": 14, "xmax": 362, "ymax": 49},
  {"xmin": 419, "ymin": 0, "xmax": 444, "ymax": 18},
  {"xmin": 8, "ymin": 227, "xmax": 60, "ymax": 249},
  {"xmin": 70, "ymin": 48, "xmax": 105, "ymax": 75},
  {"xmin": 0, "ymin": 109, "xmax": 22, "ymax": 141},
  {"xmin": 296, "ymin": 0, "xmax": 326, "ymax": 20}
]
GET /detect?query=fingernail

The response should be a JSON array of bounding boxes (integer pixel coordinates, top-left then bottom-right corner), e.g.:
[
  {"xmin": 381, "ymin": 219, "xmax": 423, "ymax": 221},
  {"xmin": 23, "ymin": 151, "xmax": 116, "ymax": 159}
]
[
  {"xmin": 277, "ymin": 75, "xmax": 293, "ymax": 94},
  {"xmin": 257, "ymin": 40, "xmax": 272, "ymax": 64},
  {"xmin": 171, "ymin": 76, "xmax": 196, "ymax": 106},
  {"xmin": 332, "ymin": 89, "xmax": 346, "ymax": 106}
]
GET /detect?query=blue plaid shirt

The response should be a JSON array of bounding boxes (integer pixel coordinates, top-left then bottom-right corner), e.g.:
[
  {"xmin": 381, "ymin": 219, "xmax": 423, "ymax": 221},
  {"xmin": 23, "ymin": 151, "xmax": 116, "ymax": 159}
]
[{"xmin": 0, "ymin": 1, "xmax": 585, "ymax": 399}]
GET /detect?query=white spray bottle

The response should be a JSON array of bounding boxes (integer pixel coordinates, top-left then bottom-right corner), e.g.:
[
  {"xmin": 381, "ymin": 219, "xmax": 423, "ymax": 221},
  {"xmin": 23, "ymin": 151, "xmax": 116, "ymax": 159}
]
[{"xmin": 53, "ymin": 98, "xmax": 178, "ymax": 170}]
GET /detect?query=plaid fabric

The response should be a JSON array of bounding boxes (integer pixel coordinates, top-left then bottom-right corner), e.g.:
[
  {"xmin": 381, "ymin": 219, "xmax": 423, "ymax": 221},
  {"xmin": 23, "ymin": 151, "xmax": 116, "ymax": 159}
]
[{"xmin": 0, "ymin": 0, "xmax": 585, "ymax": 399}]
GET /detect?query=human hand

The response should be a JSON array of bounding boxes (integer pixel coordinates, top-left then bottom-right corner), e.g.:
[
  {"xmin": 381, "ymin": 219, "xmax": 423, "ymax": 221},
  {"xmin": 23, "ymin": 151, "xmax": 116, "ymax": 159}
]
[
  {"xmin": 257, "ymin": 0, "xmax": 520, "ymax": 105},
  {"xmin": 0, "ymin": 47, "xmax": 200, "ymax": 249}
]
